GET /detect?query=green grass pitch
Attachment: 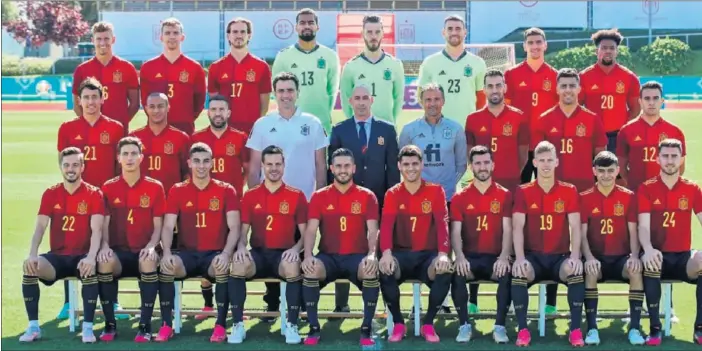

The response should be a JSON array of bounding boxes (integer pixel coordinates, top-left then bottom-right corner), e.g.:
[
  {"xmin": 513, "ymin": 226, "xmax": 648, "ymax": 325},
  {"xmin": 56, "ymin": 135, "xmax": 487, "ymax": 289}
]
[{"xmin": 1, "ymin": 108, "xmax": 701, "ymax": 350}]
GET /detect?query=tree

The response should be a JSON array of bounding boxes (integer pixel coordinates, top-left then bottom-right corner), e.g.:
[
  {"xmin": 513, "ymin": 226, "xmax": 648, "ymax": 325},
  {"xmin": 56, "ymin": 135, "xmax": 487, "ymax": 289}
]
[
  {"xmin": 2, "ymin": 1, "xmax": 19, "ymax": 24},
  {"xmin": 5, "ymin": 1, "xmax": 90, "ymax": 48}
]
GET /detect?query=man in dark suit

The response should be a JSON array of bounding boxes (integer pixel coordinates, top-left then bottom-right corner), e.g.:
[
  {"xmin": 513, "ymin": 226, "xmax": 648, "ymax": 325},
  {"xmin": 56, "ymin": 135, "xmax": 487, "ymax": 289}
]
[{"xmin": 326, "ymin": 84, "xmax": 401, "ymax": 315}]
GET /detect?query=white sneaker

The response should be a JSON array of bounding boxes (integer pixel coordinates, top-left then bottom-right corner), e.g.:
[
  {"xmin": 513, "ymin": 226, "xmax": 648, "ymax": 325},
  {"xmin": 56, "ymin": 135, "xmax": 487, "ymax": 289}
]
[
  {"xmin": 455, "ymin": 323, "xmax": 472, "ymax": 343},
  {"xmin": 18, "ymin": 326, "xmax": 41, "ymax": 342},
  {"xmin": 285, "ymin": 322, "xmax": 302, "ymax": 344},
  {"xmin": 81, "ymin": 324, "xmax": 96, "ymax": 343},
  {"xmin": 227, "ymin": 322, "xmax": 246, "ymax": 344}
]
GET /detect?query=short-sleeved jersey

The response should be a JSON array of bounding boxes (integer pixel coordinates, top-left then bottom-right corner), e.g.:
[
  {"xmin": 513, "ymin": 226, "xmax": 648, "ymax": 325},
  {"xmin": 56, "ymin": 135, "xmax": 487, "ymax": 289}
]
[
  {"xmin": 579, "ymin": 63, "xmax": 641, "ymax": 133},
  {"xmin": 450, "ymin": 181, "xmax": 512, "ymax": 255},
  {"xmin": 340, "ymin": 52, "xmax": 405, "ymax": 124},
  {"xmin": 191, "ymin": 126, "xmax": 249, "ymax": 196},
  {"xmin": 532, "ymin": 106, "xmax": 608, "ymax": 191},
  {"xmin": 38, "ymin": 182, "xmax": 105, "ymax": 256},
  {"xmin": 513, "ymin": 181, "xmax": 580, "ymax": 254},
  {"xmin": 129, "ymin": 125, "xmax": 190, "ymax": 194},
  {"xmin": 139, "ymin": 54, "xmax": 206, "ymax": 134},
  {"xmin": 57, "ymin": 116, "xmax": 125, "ymax": 187},
  {"xmin": 418, "ymin": 50, "xmax": 488, "ymax": 126},
  {"xmin": 102, "ymin": 176, "xmax": 166, "ymax": 252},
  {"xmin": 616, "ymin": 117, "xmax": 687, "ymax": 192},
  {"xmin": 637, "ymin": 176, "xmax": 702, "ymax": 253},
  {"xmin": 380, "ymin": 181, "xmax": 450, "ymax": 253},
  {"xmin": 465, "ymin": 105, "xmax": 530, "ymax": 192},
  {"xmin": 207, "ymin": 53, "xmax": 272, "ymax": 134},
  {"xmin": 241, "ymin": 183, "xmax": 307, "ymax": 250},
  {"xmin": 72, "ymin": 56, "xmax": 139, "ymax": 132},
  {"xmin": 166, "ymin": 179, "xmax": 239, "ymax": 251},
  {"xmin": 308, "ymin": 184, "xmax": 379, "ymax": 255},
  {"xmin": 272, "ymin": 44, "xmax": 340, "ymax": 133},
  {"xmin": 579, "ymin": 185, "xmax": 637, "ymax": 256},
  {"xmin": 504, "ymin": 61, "xmax": 559, "ymax": 131}
]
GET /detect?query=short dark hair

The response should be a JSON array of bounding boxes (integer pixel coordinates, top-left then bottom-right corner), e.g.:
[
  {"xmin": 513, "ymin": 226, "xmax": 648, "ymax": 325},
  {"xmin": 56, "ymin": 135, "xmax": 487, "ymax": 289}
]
[
  {"xmin": 208, "ymin": 94, "xmax": 230, "ymax": 109},
  {"xmin": 78, "ymin": 77, "xmax": 103, "ymax": 98},
  {"xmin": 640, "ymin": 80, "xmax": 664, "ymax": 98},
  {"xmin": 331, "ymin": 148, "xmax": 355, "ymax": 164},
  {"xmin": 397, "ymin": 145, "xmax": 423, "ymax": 162},
  {"xmin": 419, "ymin": 83, "xmax": 444, "ymax": 100},
  {"xmin": 262, "ymin": 145, "xmax": 284, "ymax": 163},
  {"xmin": 556, "ymin": 68, "xmax": 580, "ymax": 83},
  {"xmin": 362, "ymin": 15, "xmax": 383, "ymax": 29},
  {"xmin": 658, "ymin": 138, "xmax": 683, "ymax": 153},
  {"xmin": 117, "ymin": 136, "xmax": 143, "ymax": 154},
  {"xmin": 483, "ymin": 69, "xmax": 504, "ymax": 85},
  {"xmin": 468, "ymin": 145, "xmax": 492, "ymax": 163},
  {"xmin": 189, "ymin": 142, "xmax": 212, "ymax": 157},
  {"xmin": 591, "ymin": 28, "xmax": 623, "ymax": 46},
  {"xmin": 592, "ymin": 150, "xmax": 618, "ymax": 167},
  {"xmin": 523, "ymin": 27, "xmax": 546, "ymax": 40},
  {"xmin": 59, "ymin": 146, "xmax": 83, "ymax": 164},
  {"xmin": 226, "ymin": 17, "xmax": 252, "ymax": 34},
  {"xmin": 444, "ymin": 14, "xmax": 465, "ymax": 28},
  {"xmin": 272, "ymin": 72, "xmax": 299, "ymax": 91},
  {"xmin": 296, "ymin": 8, "xmax": 318, "ymax": 24}
]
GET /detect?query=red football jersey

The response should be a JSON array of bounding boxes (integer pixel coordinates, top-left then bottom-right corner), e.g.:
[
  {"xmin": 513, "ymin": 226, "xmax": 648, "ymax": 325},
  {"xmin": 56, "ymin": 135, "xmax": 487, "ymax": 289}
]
[
  {"xmin": 241, "ymin": 183, "xmax": 307, "ymax": 250},
  {"xmin": 102, "ymin": 176, "xmax": 166, "ymax": 252},
  {"xmin": 191, "ymin": 126, "xmax": 249, "ymax": 195},
  {"xmin": 579, "ymin": 63, "xmax": 641, "ymax": 133},
  {"xmin": 207, "ymin": 53, "xmax": 272, "ymax": 134},
  {"xmin": 166, "ymin": 179, "xmax": 240, "ymax": 251},
  {"xmin": 637, "ymin": 176, "xmax": 702, "ymax": 253},
  {"xmin": 38, "ymin": 182, "xmax": 105, "ymax": 256},
  {"xmin": 450, "ymin": 181, "xmax": 512, "ymax": 255},
  {"xmin": 465, "ymin": 105, "xmax": 529, "ymax": 192},
  {"xmin": 380, "ymin": 181, "xmax": 450, "ymax": 254},
  {"xmin": 616, "ymin": 117, "xmax": 686, "ymax": 192},
  {"xmin": 532, "ymin": 106, "xmax": 608, "ymax": 192},
  {"xmin": 129, "ymin": 125, "xmax": 190, "ymax": 194},
  {"xmin": 579, "ymin": 185, "xmax": 637, "ymax": 256},
  {"xmin": 308, "ymin": 184, "xmax": 378, "ymax": 255},
  {"xmin": 513, "ymin": 181, "xmax": 580, "ymax": 254},
  {"xmin": 504, "ymin": 61, "xmax": 559, "ymax": 134},
  {"xmin": 57, "ymin": 116, "xmax": 125, "ymax": 187},
  {"xmin": 139, "ymin": 54, "xmax": 206, "ymax": 135}
]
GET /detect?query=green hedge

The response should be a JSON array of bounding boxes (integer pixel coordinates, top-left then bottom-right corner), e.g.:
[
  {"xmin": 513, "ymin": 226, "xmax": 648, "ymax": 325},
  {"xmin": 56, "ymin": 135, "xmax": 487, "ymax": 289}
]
[
  {"xmin": 638, "ymin": 37, "xmax": 693, "ymax": 75},
  {"xmin": 1, "ymin": 55, "xmax": 55, "ymax": 76},
  {"xmin": 546, "ymin": 44, "xmax": 635, "ymax": 71}
]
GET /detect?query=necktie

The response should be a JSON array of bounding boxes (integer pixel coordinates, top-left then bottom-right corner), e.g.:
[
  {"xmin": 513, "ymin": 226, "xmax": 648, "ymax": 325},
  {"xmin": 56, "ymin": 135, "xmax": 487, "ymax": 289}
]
[{"xmin": 358, "ymin": 121, "xmax": 368, "ymax": 153}]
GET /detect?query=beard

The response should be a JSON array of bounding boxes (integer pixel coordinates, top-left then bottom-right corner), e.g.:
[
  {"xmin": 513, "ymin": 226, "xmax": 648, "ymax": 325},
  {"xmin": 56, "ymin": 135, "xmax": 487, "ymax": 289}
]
[
  {"xmin": 334, "ymin": 174, "xmax": 352, "ymax": 184},
  {"xmin": 364, "ymin": 39, "xmax": 381, "ymax": 52},
  {"xmin": 299, "ymin": 32, "xmax": 316, "ymax": 42},
  {"xmin": 210, "ymin": 117, "xmax": 227, "ymax": 129},
  {"xmin": 472, "ymin": 171, "xmax": 491, "ymax": 182},
  {"xmin": 600, "ymin": 58, "xmax": 614, "ymax": 66}
]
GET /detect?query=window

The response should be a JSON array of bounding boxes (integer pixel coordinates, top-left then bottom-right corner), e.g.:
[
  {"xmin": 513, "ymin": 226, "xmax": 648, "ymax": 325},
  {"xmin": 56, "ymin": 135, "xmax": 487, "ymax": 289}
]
[
  {"xmin": 223, "ymin": 1, "xmax": 245, "ymax": 9},
  {"xmin": 247, "ymin": 1, "xmax": 271, "ymax": 9},
  {"xmin": 271, "ymin": 1, "xmax": 295, "ymax": 9},
  {"xmin": 320, "ymin": 0, "xmax": 341, "ymax": 9},
  {"xmin": 370, "ymin": 1, "xmax": 393, "ymax": 9},
  {"xmin": 346, "ymin": 1, "xmax": 369, "ymax": 10},
  {"xmin": 396, "ymin": 1, "xmax": 419, "ymax": 9},
  {"xmin": 419, "ymin": 0, "xmax": 442, "ymax": 9},
  {"xmin": 196, "ymin": 0, "xmax": 221, "ymax": 10},
  {"xmin": 444, "ymin": 0, "xmax": 466, "ymax": 9},
  {"xmin": 296, "ymin": 1, "xmax": 320, "ymax": 9}
]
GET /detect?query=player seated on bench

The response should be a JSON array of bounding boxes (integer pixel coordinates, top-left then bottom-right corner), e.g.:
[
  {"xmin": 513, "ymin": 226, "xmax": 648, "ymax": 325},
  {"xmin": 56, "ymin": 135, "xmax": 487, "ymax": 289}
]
[
  {"xmin": 637, "ymin": 138, "xmax": 702, "ymax": 346},
  {"xmin": 97, "ymin": 137, "xmax": 166, "ymax": 343},
  {"xmin": 301, "ymin": 148, "xmax": 381, "ymax": 346},
  {"xmin": 450, "ymin": 146, "xmax": 513, "ymax": 344},
  {"xmin": 579, "ymin": 151, "xmax": 646, "ymax": 345},
  {"xmin": 379, "ymin": 145, "xmax": 453, "ymax": 343},
  {"xmin": 511, "ymin": 141, "xmax": 586, "ymax": 347},
  {"xmin": 228, "ymin": 145, "xmax": 306, "ymax": 344},
  {"xmin": 156, "ymin": 142, "xmax": 241, "ymax": 343},
  {"xmin": 20, "ymin": 147, "xmax": 105, "ymax": 343}
]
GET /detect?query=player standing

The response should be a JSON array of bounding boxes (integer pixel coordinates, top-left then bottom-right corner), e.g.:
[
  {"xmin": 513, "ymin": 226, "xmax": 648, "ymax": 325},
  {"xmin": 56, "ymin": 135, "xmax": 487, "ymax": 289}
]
[
  {"xmin": 154, "ymin": 143, "xmax": 241, "ymax": 343},
  {"xmin": 272, "ymin": 8, "xmax": 340, "ymax": 133},
  {"xmin": 532, "ymin": 68, "xmax": 607, "ymax": 192},
  {"xmin": 637, "ymin": 138, "xmax": 702, "ymax": 346},
  {"xmin": 579, "ymin": 29, "xmax": 641, "ymax": 152},
  {"xmin": 20, "ymin": 147, "xmax": 104, "ymax": 343},
  {"xmin": 418, "ymin": 15, "xmax": 487, "ymax": 125},
  {"xmin": 450, "ymin": 146, "xmax": 513, "ymax": 344},
  {"xmin": 72, "ymin": 21, "xmax": 139, "ymax": 134},
  {"xmin": 379, "ymin": 145, "xmax": 453, "ymax": 343},
  {"xmin": 340, "ymin": 15, "xmax": 405, "ymax": 124},
  {"xmin": 140, "ymin": 18, "xmax": 206, "ymax": 135},
  {"xmin": 511, "ymin": 141, "xmax": 586, "ymax": 347},
  {"xmin": 301, "ymin": 148, "xmax": 381, "ymax": 346},
  {"xmin": 97, "ymin": 137, "xmax": 166, "ymax": 342},
  {"xmin": 208, "ymin": 17, "xmax": 271, "ymax": 134}
]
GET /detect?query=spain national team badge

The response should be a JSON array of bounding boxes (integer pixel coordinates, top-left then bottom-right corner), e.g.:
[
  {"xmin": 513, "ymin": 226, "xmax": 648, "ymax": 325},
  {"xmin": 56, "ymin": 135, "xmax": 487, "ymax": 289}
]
[
  {"xmin": 179, "ymin": 70, "xmax": 189, "ymax": 83},
  {"xmin": 351, "ymin": 201, "xmax": 362, "ymax": 214},
  {"xmin": 140, "ymin": 194, "xmax": 151, "ymax": 208},
  {"xmin": 616, "ymin": 80, "xmax": 625, "ymax": 94},
  {"xmin": 226, "ymin": 143, "xmax": 236, "ymax": 156},
  {"xmin": 378, "ymin": 136, "xmax": 385, "ymax": 145},
  {"xmin": 209, "ymin": 198, "xmax": 220, "ymax": 211},
  {"xmin": 490, "ymin": 199, "xmax": 501, "ymax": 214},
  {"xmin": 383, "ymin": 68, "xmax": 392, "ymax": 81},
  {"xmin": 464, "ymin": 64, "xmax": 473, "ymax": 77},
  {"xmin": 421, "ymin": 200, "xmax": 432, "ymax": 214},
  {"xmin": 113, "ymin": 70, "xmax": 122, "ymax": 83},
  {"xmin": 100, "ymin": 131, "xmax": 110, "ymax": 144},
  {"xmin": 679, "ymin": 197, "xmax": 689, "ymax": 210},
  {"xmin": 613, "ymin": 202, "xmax": 624, "ymax": 216},
  {"xmin": 554, "ymin": 199, "xmax": 565, "ymax": 213},
  {"xmin": 317, "ymin": 57, "xmax": 326, "ymax": 69},
  {"xmin": 246, "ymin": 69, "xmax": 256, "ymax": 82},
  {"xmin": 503, "ymin": 123, "xmax": 513, "ymax": 136},
  {"xmin": 300, "ymin": 124, "xmax": 310, "ymax": 136},
  {"xmin": 543, "ymin": 80, "xmax": 552, "ymax": 92},
  {"xmin": 576, "ymin": 123, "xmax": 587, "ymax": 137},
  {"xmin": 163, "ymin": 141, "xmax": 174, "ymax": 155},
  {"xmin": 659, "ymin": 133, "xmax": 668, "ymax": 142},
  {"xmin": 279, "ymin": 200, "xmax": 290, "ymax": 214},
  {"xmin": 77, "ymin": 201, "xmax": 88, "ymax": 215},
  {"xmin": 443, "ymin": 128, "xmax": 452, "ymax": 139}
]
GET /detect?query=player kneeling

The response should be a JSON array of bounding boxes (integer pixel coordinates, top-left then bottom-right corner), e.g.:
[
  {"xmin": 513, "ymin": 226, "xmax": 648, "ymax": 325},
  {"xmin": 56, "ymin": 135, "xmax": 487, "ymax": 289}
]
[
  {"xmin": 20, "ymin": 147, "xmax": 105, "ymax": 343},
  {"xmin": 155, "ymin": 143, "xmax": 241, "ymax": 343},
  {"xmin": 301, "ymin": 148, "xmax": 381, "ymax": 346},
  {"xmin": 379, "ymin": 145, "xmax": 453, "ymax": 343},
  {"xmin": 511, "ymin": 141, "xmax": 586, "ymax": 347},
  {"xmin": 228, "ymin": 146, "xmax": 306, "ymax": 344},
  {"xmin": 450, "ymin": 146, "xmax": 513, "ymax": 343},
  {"xmin": 579, "ymin": 151, "xmax": 645, "ymax": 345}
]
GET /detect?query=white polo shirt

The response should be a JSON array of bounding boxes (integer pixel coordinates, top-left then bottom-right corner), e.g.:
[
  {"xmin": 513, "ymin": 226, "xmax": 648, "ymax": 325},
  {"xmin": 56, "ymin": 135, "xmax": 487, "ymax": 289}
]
[{"xmin": 246, "ymin": 107, "xmax": 329, "ymax": 200}]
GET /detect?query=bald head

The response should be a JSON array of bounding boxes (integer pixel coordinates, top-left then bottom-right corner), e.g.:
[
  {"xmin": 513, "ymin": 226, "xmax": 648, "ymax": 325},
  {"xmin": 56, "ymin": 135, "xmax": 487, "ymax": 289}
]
[
  {"xmin": 146, "ymin": 92, "xmax": 169, "ymax": 125},
  {"xmin": 349, "ymin": 84, "xmax": 373, "ymax": 119}
]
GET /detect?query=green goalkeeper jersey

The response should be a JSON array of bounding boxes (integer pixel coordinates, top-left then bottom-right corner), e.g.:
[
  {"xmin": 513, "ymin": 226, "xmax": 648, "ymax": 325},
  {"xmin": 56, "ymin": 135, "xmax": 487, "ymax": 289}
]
[
  {"xmin": 418, "ymin": 50, "xmax": 487, "ymax": 126},
  {"xmin": 272, "ymin": 43, "xmax": 340, "ymax": 132},
  {"xmin": 340, "ymin": 51, "xmax": 405, "ymax": 124}
]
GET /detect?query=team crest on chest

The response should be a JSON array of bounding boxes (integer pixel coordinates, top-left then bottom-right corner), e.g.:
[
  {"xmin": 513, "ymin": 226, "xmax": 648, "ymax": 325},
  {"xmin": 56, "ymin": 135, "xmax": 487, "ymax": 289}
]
[
  {"xmin": 490, "ymin": 199, "xmax": 501, "ymax": 214},
  {"xmin": 246, "ymin": 69, "xmax": 256, "ymax": 82},
  {"xmin": 421, "ymin": 199, "xmax": 432, "ymax": 214},
  {"xmin": 77, "ymin": 201, "xmax": 88, "ymax": 215},
  {"xmin": 542, "ymin": 80, "xmax": 552, "ymax": 92},
  {"xmin": 576, "ymin": 123, "xmax": 587, "ymax": 137},
  {"xmin": 613, "ymin": 202, "xmax": 624, "ymax": 216},
  {"xmin": 659, "ymin": 133, "xmax": 668, "ymax": 142},
  {"xmin": 226, "ymin": 143, "xmax": 236, "ymax": 156},
  {"xmin": 554, "ymin": 199, "xmax": 565, "ymax": 213},
  {"xmin": 100, "ymin": 131, "xmax": 110, "ymax": 144},
  {"xmin": 300, "ymin": 124, "xmax": 310, "ymax": 136},
  {"xmin": 378, "ymin": 136, "xmax": 385, "ymax": 145},
  {"xmin": 163, "ymin": 141, "xmax": 174, "ymax": 155},
  {"xmin": 113, "ymin": 71, "xmax": 122, "ymax": 83},
  {"xmin": 209, "ymin": 198, "xmax": 220, "ymax": 211},
  {"xmin": 351, "ymin": 201, "xmax": 362, "ymax": 214},
  {"xmin": 179, "ymin": 70, "xmax": 189, "ymax": 83},
  {"xmin": 679, "ymin": 197, "xmax": 689, "ymax": 210},
  {"xmin": 616, "ymin": 80, "xmax": 625, "ymax": 94},
  {"xmin": 140, "ymin": 194, "xmax": 151, "ymax": 208},
  {"xmin": 383, "ymin": 68, "xmax": 392, "ymax": 81},
  {"xmin": 464, "ymin": 64, "xmax": 473, "ymax": 77},
  {"xmin": 443, "ymin": 128, "xmax": 452, "ymax": 139},
  {"xmin": 502, "ymin": 123, "xmax": 513, "ymax": 137},
  {"xmin": 279, "ymin": 200, "xmax": 290, "ymax": 214},
  {"xmin": 317, "ymin": 57, "xmax": 326, "ymax": 69}
]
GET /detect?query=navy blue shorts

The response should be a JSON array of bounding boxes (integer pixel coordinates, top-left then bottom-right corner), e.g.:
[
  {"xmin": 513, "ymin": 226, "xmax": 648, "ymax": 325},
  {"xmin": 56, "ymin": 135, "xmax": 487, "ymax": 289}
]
[
  {"xmin": 465, "ymin": 252, "xmax": 498, "ymax": 281},
  {"xmin": 661, "ymin": 251, "xmax": 695, "ymax": 283},
  {"xmin": 114, "ymin": 250, "xmax": 141, "ymax": 278},
  {"xmin": 39, "ymin": 252, "xmax": 86, "ymax": 286},
  {"xmin": 317, "ymin": 252, "xmax": 366, "ymax": 289},
  {"xmin": 525, "ymin": 252, "xmax": 568, "ymax": 284},
  {"xmin": 595, "ymin": 254, "xmax": 629, "ymax": 282},
  {"xmin": 250, "ymin": 248, "xmax": 286, "ymax": 280},
  {"xmin": 606, "ymin": 131, "xmax": 618, "ymax": 153},
  {"xmin": 177, "ymin": 250, "xmax": 220, "ymax": 281},
  {"xmin": 394, "ymin": 250, "xmax": 437, "ymax": 285}
]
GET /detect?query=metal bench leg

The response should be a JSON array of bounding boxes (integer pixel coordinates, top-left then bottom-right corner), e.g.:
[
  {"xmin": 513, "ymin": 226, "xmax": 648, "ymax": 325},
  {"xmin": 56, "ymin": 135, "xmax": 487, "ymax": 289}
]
[
  {"xmin": 413, "ymin": 283, "xmax": 421, "ymax": 337},
  {"xmin": 68, "ymin": 280, "xmax": 78, "ymax": 332},
  {"xmin": 280, "ymin": 281, "xmax": 287, "ymax": 335},
  {"xmin": 174, "ymin": 281, "xmax": 182, "ymax": 334},
  {"xmin": 663, "ymin": 283, "xmax": 672, "ymax": 337},
  {"xmin": 538, "ymin": 284, "xmax": 546, "ymax": 337}
]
